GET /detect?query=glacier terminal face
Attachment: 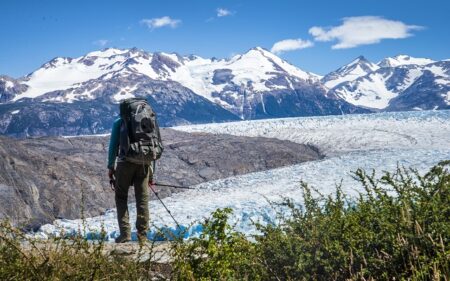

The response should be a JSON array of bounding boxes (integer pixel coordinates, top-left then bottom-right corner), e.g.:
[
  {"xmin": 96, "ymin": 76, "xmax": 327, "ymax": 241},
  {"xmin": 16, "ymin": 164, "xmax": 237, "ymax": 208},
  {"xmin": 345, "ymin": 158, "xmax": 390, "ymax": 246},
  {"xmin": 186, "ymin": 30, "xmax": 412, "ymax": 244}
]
[{"xmin": 36, "ymin": 110, "xmax": 450, "ymax": 241}]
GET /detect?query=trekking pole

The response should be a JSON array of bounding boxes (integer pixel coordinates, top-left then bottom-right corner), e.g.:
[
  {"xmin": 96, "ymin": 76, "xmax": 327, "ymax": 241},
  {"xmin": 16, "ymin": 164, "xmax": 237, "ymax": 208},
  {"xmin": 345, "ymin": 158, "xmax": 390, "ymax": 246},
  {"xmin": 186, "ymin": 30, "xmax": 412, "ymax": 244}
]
[
  {"xmin": 149, "ymin": 160, "xmax": 181, "ymax": 229},
  {"xmin": 148, "ymin": 183, "xmax": 181, "ymax": 229},
  {"xmin": 153, "ymin": 182, "xmax": 194, "ymax": 189}
]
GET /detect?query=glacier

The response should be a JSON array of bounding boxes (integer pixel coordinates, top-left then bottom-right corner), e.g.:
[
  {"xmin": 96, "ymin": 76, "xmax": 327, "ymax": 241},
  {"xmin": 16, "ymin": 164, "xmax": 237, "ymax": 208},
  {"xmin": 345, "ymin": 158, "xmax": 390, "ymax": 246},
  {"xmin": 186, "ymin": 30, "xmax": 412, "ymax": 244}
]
[{"xmin": 36, "ymin": 110, "xmax": 450, "ymax": 241}]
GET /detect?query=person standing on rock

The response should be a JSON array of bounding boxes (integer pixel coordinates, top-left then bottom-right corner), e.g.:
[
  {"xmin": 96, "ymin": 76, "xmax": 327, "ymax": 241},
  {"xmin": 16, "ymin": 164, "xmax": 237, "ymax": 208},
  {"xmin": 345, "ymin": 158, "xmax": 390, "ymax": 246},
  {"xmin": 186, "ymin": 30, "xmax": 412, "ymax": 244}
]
[{"xmin": 107, "ymin": 98, "xmax": 164, "ymax": 243}]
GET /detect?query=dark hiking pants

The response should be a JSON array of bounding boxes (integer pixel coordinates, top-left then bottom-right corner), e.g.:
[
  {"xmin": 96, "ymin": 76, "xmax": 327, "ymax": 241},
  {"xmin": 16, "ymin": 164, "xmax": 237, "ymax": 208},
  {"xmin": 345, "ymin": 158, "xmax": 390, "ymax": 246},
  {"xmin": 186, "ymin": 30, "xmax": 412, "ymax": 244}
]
[{"xmin": 115, "ymin": 161, "xmax": 152, "ymax": 236}]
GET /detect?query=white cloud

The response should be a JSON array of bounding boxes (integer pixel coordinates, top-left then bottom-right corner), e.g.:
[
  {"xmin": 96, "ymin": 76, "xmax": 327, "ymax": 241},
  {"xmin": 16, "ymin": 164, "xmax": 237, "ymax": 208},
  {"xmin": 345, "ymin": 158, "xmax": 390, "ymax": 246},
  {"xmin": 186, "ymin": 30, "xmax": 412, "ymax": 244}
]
[
  {"xmin": 217, "ymin": 8, "xmax": 232, "ymax": 17},
  {"xmin": 93, "ymin": 39, "xmax": 109, "ymax": 47},
  {"xmin": 309, "ymin": 16, "xmax": 423, "ymax": 49},
  {"xmin": 140, "ymin": 16, "xmax": 181, "ymax": 30},
  {"xmin": 270, "ymin": 39, "xmax": 314, "ymax": 54}
]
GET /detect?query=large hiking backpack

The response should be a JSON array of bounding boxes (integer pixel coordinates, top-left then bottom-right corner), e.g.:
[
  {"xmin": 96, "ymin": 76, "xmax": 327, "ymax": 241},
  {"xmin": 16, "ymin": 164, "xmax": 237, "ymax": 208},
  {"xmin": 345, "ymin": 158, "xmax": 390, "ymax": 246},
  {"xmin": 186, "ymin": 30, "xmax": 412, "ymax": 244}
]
[{"xmin": 119, "ymin": 98, "xmax": 164, "ymax": 165}]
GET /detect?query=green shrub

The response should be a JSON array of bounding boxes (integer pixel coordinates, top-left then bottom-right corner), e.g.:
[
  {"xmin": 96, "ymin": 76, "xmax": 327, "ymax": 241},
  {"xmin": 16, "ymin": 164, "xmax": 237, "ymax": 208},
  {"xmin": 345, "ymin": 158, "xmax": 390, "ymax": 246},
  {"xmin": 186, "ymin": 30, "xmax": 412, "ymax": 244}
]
[
  {"xmin": 1, "ymin": 161, "xmax": 448, "ymax": 280},
  {"xmin": 256, "ymin": 161, "xmax": 450, "ymax": 280},
  {"xmin": 171, "ymin": 208, "xmax": 264, "ymax": 280},
  {"xmin": 171, "ymin": 161, "xmax": 449, "ymax": 280}
]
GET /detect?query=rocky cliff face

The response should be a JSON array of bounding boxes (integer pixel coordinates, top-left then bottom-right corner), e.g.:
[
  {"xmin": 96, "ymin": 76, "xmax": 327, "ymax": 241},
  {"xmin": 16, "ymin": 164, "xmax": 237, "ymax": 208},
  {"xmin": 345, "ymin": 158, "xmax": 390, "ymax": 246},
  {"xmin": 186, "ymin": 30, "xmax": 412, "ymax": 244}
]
[{"xmin": 0, "ymin": 129, "xmax": 322, "ymax": 229}]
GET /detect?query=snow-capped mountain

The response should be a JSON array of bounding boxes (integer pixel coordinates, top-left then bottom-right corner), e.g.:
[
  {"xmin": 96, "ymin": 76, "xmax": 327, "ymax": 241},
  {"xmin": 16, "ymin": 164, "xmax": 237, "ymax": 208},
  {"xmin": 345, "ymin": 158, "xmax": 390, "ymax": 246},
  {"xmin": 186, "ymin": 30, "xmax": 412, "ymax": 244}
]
[
  {"xmin": 321, "ymin": 56, "xmax": 379, "ymax": 89},
  {"xmin": 0, "ymin": 76, "xmax": 27, "ymax": 103},
  {"xmin": 0, "ymin": 48, "xmax": 448, "ymax": 137},
  {"xmin": 326, "ymin": 56, "xmax": 449, "ymax": 110},
  {"xmin": 8, "ymin": 47, "xmax": 320, "ymax": 105},
  {"xmin": 387, "ymin": 66, "xmax": 450, "ymax": 111},
  {"xmin": 0, "ymin": 47, "xmax": 366, "ymax": 137},
  {"xmin": 378, "ymin": 55, "xmax": 435, "ymax": 68}
]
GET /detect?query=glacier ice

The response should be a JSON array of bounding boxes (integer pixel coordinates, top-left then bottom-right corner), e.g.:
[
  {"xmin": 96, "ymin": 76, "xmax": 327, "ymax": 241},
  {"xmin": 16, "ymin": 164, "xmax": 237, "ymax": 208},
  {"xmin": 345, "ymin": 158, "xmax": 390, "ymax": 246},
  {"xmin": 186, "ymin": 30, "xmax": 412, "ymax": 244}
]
[{"xmin": 36, "ymin": 110, "xmax": 450, "ymax": 241}]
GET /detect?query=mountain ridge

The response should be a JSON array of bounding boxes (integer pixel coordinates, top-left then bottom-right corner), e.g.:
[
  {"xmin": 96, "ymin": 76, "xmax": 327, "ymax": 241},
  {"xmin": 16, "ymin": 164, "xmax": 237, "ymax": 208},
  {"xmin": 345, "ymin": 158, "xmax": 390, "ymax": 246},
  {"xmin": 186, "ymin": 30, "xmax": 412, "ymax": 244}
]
[
  {"xmin": 0, "ymin": 47, "xmax": 448, "ymax": 137},
  {"xmin": 326, "ymin": 57, "xmax": 449, "ymax": 110}
]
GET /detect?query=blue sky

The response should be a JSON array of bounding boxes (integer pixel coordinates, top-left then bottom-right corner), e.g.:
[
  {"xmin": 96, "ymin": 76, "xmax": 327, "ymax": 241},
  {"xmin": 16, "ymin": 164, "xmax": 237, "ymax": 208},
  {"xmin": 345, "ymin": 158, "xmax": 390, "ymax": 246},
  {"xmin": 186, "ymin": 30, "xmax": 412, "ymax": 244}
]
[{"xmin": 1, "ymin": 0, "xmax": 449, "ymax": 78}]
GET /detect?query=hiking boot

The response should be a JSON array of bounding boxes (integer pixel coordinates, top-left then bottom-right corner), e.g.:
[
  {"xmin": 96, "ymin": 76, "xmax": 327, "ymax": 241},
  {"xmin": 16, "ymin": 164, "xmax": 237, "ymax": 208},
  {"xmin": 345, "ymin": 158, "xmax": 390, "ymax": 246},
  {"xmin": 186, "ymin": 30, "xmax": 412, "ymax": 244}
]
[
  {"xmin": 115, "ymin": 233, "xmax": 131, "ymax": 243},
  {"xmin": 137, "ymin": 231, "xmax": 147, "ymax": 243}
]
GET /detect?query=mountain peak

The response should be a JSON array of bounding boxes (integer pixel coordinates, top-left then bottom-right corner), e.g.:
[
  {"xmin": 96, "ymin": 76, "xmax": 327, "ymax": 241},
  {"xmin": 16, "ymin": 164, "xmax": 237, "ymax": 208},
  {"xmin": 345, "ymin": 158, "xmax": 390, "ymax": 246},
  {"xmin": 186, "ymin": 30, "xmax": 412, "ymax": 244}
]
[
  {"xmin": 244, "ymin": 47, "xmax": 276, "ymax": 57},
  {"xmin": 378, "ymin": 55, "xmax": 435, "ymax": 68},
  {"xmin": 86, "ymin": 48, "xmax": 130, "ymax": 58},
  {"xmin": 348, "ymin": 55, "xmax": 373, "ymax": 66},
  {"xmin": 236, "ymin": 46, "xmax": 320, "ymax": 81},
  {"xmin": 338, "ymin": 55, "xmax": 378, "ymax": 73},
  {"xmin": 393, "ymin": 54, "xmax": 410, "ymax": 59},
  {"xmin": 322, "ymin": 56, "xmax": 379, "ymax": 89},
  {"xmin": 249, "ymin": 46, "xmax": 268, "ymax": 52},
  {"xmin": 355, "ymin": 55, "xmax": 367, "ymax": 61},
  {"xmin": 11, "ymin": 46, "xmax": 320, "ymax": 103}
]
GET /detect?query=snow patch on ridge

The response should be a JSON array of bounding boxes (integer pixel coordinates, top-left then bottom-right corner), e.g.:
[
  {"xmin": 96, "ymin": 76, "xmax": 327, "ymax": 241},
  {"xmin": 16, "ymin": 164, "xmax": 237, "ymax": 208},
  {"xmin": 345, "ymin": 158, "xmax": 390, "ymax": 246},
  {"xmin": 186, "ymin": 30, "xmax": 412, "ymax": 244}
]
[
  {"xmin": 335, "ymin": 72, "xmax": 397, "ymax": 109},
  {"xmin": 378, "ymin": 55, "xmax": 435, "ymax": 68},
  {"xmin": 445, "ymin": 91, "xmax": 450, "ymax": 105},
  {"xmin": 14, "ymin": 54, "xmax": 126, "ymax": 101},
  {"xmin": 4, "ymin": 81, "xmax": 14, "ymax": 89},
  {"xmin": 86, "ymin": 48, "xmax": 129, "ymax": 58},
  {"xmin": 254, "ymin": 47, "xmax": 320, "ymax": 80},
  {"xmin": 323, "ymin": 56, "xmax": 380, "ymax": 89},
  {"xmin": 129, "ymin": 56, "xmax": 158, "ymax": 79},
  {"xmin": 400, "ymin": 68, "xmax": 423, "ymax": 91},
  {"xmin": 427, "ymin": 65, "xmax": 448, "ymax": 77},
  {"xmin": 113, "ymin": 85, "xmax": 139, "ymax": 102},
  {"xmin": 324, "ymin": 67, "xmax": 364, "ymax": 88}
]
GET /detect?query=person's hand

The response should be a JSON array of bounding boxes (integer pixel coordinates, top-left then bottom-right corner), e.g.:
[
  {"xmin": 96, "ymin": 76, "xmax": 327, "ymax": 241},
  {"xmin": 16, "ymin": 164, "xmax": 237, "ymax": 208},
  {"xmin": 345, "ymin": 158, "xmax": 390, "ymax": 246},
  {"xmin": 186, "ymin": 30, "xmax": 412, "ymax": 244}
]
[
  {"xmin": 109, "ymin": 169, "xmax": 116, "ymax": 191},
  {"xmin": 108, "ymin": 168, "xmax": 115, "ymax": 180},
  {"xmin": 148, "ymin": 179, "xmax": 155, "ymax": 186}
]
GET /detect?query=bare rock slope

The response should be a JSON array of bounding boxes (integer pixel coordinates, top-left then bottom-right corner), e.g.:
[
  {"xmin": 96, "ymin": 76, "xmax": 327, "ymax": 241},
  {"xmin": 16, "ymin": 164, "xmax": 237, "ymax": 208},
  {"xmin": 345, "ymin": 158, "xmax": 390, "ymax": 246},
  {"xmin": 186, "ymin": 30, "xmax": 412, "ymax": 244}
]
[{"xmin": 0, "ymin": 129, "xmax": 322, "ymax": 229}]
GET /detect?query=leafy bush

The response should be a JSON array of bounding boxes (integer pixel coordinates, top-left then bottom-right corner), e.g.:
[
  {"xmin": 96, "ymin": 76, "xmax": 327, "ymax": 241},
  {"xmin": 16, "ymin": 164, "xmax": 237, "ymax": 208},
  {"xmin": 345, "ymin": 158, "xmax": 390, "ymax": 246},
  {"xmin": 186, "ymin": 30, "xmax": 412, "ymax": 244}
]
[
  {"xmin": 171, "ymin": 208, "xmax": 264, "ymax": 280},
  {"xmin": 171, "ymin": 161, "xmax": 449, "ymax": 280},
  {"xmin": 255, "ymin": 161, "xmax": 450, "ymax": 280},
  {"xmin": 1, "ymin": 161, "xmax": 449, "ymax": 280}
]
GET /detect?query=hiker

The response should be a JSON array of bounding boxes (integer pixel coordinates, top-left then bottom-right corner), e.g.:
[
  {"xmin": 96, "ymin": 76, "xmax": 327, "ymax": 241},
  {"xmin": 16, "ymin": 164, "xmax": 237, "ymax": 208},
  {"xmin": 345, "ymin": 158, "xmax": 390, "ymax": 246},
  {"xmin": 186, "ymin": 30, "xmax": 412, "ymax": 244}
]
[{"xmin": 107, "ymin": 98, "xmax": 163, "ymax": 243}]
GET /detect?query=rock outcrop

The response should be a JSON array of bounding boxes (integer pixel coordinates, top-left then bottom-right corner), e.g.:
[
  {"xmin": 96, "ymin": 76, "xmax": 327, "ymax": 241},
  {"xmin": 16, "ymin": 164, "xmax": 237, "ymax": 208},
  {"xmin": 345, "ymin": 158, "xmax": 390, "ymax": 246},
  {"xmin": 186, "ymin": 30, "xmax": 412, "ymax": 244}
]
[{"xmin": 0, "ymin": 129, "xmax": 322, "ymax": 229}]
